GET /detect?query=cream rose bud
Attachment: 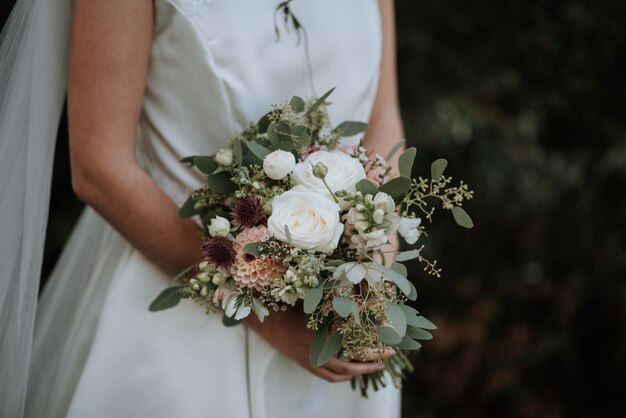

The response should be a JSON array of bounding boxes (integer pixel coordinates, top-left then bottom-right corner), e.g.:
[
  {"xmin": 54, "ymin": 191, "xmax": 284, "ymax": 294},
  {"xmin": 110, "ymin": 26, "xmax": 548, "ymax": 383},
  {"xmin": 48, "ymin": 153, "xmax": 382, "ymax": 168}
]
[
  {"xmin": 268, "ymin": 186, "xmax": 344, "ymax": 254},
  {"xmin": 263, "ymin": 150, "xmax": 296, "ymax": 180},
  {"xmin": 292, "ymin": 150, "xmax": 366, "ymax": 209},
  {"xmin": 215, "ymin": 148, "xmax": 233, "ymax": 166},
  {"xmin": 208, "ymin": 216, "xmax": 231, "ymax": 237},
  {"xmin": 396, "ymin": 217, "xmax": 422, "ymax": 244}
]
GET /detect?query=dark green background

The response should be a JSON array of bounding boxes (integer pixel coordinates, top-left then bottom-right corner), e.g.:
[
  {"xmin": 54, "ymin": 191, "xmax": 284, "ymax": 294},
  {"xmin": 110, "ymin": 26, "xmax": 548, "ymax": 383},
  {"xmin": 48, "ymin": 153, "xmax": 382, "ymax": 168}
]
[{"xmin": 3, "ymin": 1, "xmax": 625, "ymax": 417}]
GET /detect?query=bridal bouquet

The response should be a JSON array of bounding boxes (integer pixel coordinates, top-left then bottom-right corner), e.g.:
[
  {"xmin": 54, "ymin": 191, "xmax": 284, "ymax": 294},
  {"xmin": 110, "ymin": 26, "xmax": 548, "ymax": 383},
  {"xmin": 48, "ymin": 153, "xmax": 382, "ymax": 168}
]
[{"xmin": 150, "ymin": 89, "xmax": 474, "ymax": 395}]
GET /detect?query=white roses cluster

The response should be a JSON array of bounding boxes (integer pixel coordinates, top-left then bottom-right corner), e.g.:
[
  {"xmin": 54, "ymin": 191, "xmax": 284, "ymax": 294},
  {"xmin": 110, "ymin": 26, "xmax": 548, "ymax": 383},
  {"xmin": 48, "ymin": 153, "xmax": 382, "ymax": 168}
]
[
  {"xmin": 268, "ymin": 186, "xmax": 344, "ymax": 254},
  {"xmin": 263, "ymin": 150, "xmax": 296, "ymax": 180}
]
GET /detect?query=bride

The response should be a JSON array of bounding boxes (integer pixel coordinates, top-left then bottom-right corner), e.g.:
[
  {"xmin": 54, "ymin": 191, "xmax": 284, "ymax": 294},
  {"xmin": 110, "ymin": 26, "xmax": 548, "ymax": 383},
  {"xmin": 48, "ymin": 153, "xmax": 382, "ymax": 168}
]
[{"xmin": 1, "ymin": 0, "xmax": 406, "ymax": 417}]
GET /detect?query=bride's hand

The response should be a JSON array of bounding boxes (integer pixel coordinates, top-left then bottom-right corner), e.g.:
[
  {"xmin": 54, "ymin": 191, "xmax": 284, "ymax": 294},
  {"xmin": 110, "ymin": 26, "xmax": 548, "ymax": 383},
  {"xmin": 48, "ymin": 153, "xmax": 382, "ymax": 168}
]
[{"xmin": 247, "ymin": 309, "xmax": 394, "ymax": 383}]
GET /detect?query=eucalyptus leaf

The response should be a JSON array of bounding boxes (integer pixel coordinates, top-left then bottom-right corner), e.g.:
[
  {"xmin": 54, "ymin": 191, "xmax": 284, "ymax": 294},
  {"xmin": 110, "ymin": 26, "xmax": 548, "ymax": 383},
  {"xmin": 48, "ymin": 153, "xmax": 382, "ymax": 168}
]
[
  {"xmin": 284, "ymin": 225, "xmax": 293, "ymax": 244},
  {"xmin": 315, "ymin": 332, "xmax": 343, "ymax": 366},
  {"xmin": 193, "ymin": 157, "xmax": 218, "ymax": 174},
  {"xmin": 246, "ymin": 141, "xmax": 271, "ymax": 161},
  {"xmin": 290, "ymin": 95, "xmax": 305, "ymax": 112},
  {"xmin": 407, "ymin": 280, "xmax": 418, "ymax": 301},
  {"xmin": 451, "ymin": 206, "xmax": 474, "ymax": 229},
  {"xmin": 305, "ymin": 87, "xmax": 335, "ymax": 116},
  {"xmin": 333, "ymin": 297, "xmax": 358, "ymax": 318},
  {"xmin": 180, "ymin": 155, "xmax": 200, "ymax": 164},
  {"xmin": 309, "ymin": 326, "xmax": 328, "ymax": 367},
  {"xmin": 257, "ymin": 112, "xmax": 271, "ymax": 133},
  {"xmin": 379, "ymin": 176, "xmax": 411, "ymax": 201},
  {"xmin": 267, "ymin": 122, "xmax": 279, "ymax": 143},
  {"xmin": 295, "ymin": 132, "xmax": 311, "ymax": 150},
  {"xmin": 355, "ymin": 179, "xmax": 379, "ymax": 196},
  {"xmin": 178, "ymin": 196, "xmax": 198, "ymax": 218},
  {"xmin": 206, "ymin": 172, "xmax": 237, "ymax": 195},
  {"xmin": 395, "ymin": 250, "xmax": 419, "ymax": 262},
  {"xmin": 376, "ymin": 326, "xmax": 402, "ymax": 345},
  {"xmin": 222, "ymin": 314, "xmax": 243, "ymax": 327},
  {"xmin": 303, "ymin": 282, "xmax": 324, "ymax": 314},
  {"xmin": 399, "ymin": 304, "xmax": 421, "ymax": 326},
  {"xmin": 149, "ymin": 286, "xmax": 183, "ymax": 312},
  {"xmin": 268, "ymin": 142, "xmax": 294, "ymax": 152},
  {"xmin": 385, "ymin": 140, "xmax": 406, "ymax": 162},
  {"xmin": 374, "ymin": 262, "xmax": 412, "ymax": 297},
  {"xmin": 391, "ymin": 261, "xmax": 408, "ymax": 277},
  {"xmin": 385, "ymin": 301, "xmax": 407, "ymax": 337},
  {"xmin": 324, "ymin": 260, "xmax": 345, "ymax": 267},
  {"xmin": 398, "ymin": 147, "xmax": 416, "ymax": 178},
  {"xmin": 233, "ymin": 139, "xmax": 243, "ymax": 166},
  {"xmin": 405, "ymin": 325, "xmax": 433, "ymax": 340},
  {"xmin": 413, "ymin": 315, "xmax": 437, "ymax": 330},
  {"xmin": 431, "ymin": 158, "xmax": 448, "ymax": 181},
  {"xmin": 396, "ymin": 336, "xmax": 421, "ymax": 350},
  {"xmin": 242, "ymin": 242, "xmax": 262, "ymax": 256},
  {"xmin": 334, "ymin": 121, "xmax": 368, "ymax": 137}
]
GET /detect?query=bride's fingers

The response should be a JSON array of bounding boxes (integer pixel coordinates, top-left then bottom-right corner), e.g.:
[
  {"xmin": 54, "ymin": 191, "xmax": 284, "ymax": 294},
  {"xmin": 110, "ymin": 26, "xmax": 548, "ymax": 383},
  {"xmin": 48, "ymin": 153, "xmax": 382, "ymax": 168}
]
[
  {"xmin": 349, "ymin": 347, "xmax": 397, "ymax": 362},
  {"xmin": 323, "ymin": 358, "xmax": 386, "ymax": 376}
]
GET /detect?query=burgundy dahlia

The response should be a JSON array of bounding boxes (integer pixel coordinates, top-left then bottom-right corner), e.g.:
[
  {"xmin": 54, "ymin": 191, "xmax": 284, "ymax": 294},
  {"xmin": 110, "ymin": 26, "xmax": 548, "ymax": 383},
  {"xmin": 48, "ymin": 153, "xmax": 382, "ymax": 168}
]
[
  {"xmin": 230, "ymin": 196, "xmax": 264, "ymax": 228},
  {"xmin": 201, "ymin": 237, "xmax": 236, "ymax": 269}
]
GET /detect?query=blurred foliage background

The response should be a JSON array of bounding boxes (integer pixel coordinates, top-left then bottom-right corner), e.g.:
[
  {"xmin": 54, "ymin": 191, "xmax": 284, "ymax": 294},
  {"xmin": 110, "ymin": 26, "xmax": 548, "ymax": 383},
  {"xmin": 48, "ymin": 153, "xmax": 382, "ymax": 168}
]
[{"xmin": 3, "ymin": 0, "xmax": 625, "ymax": 417}]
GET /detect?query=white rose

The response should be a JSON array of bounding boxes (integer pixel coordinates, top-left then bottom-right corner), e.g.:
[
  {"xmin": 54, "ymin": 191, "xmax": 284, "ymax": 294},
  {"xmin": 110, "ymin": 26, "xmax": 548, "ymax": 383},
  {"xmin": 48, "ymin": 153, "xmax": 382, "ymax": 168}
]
[
  {"xmin": 263, "ymin": 150, "xmax": 296, "ymax": 180},
  {"xmin": 208, "ymin": 216, "xmax": 231, "ymax": 237},
  {"xmin": 267, "ymin": 186, "xmax": 344, "ymax": 254},
  {"xmin": 291, "ymin": 150, "xmax": 366, "ymax": 209},
  {"xmin": 215, "ymin": 148, "xmax": 233, "ymax": 166},
  {"xmin": 394, "ymin": 217, "xmax": 422, "ymax": 244}
]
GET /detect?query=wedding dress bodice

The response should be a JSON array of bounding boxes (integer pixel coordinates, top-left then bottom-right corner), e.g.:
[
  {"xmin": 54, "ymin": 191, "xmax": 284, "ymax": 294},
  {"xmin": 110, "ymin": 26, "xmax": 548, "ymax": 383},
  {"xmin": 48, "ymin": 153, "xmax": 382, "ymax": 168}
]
[{"xmin": 140, "ymin": 0, "xmax": 381, "ymax": 203}]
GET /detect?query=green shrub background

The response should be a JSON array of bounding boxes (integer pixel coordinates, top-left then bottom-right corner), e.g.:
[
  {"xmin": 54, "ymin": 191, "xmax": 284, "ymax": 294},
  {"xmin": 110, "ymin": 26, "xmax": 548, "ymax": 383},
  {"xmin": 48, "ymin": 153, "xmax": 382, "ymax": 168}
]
[{"xmin": 3, "ymin": 1, "xmax": 625, "ymax": 416}]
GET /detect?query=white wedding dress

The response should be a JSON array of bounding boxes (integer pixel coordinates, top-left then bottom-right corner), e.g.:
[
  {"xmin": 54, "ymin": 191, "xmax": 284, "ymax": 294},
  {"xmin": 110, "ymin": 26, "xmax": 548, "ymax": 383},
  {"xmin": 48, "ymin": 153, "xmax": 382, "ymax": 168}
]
[{"xmin": 25, "ymin": 1, "xmax": 400, "ymax": 417}]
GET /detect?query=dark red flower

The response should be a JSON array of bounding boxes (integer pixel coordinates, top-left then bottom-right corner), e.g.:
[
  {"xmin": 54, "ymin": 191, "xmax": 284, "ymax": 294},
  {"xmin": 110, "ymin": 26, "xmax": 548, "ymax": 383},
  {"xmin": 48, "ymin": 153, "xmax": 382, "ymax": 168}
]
[
  {"xmin": 201, "ymin": 237, "xmax": 236, "ymax": 269},
  {"xmin": 230, "ymin": 196, "xmax": 264, "ymax": 228}
]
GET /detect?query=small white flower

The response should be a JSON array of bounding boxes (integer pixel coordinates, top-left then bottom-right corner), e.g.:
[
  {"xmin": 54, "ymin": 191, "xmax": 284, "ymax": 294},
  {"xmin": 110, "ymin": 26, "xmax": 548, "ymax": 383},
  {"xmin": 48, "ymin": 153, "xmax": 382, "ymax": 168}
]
[
  {"xmin": 211, "ymin": 271, "xmax": 227, "ymax": 285},
  {"xmin": 215, "ymin": 148, "xmax": 233, "ymax": 166},
  {"xmin": 208, "ymin": 216, "xmax": 231, "ymax": 237},
  {"xmin": 395, "ymin": 217, "xmax": 422, "ymax": 244},
  {"xmin": 373, "ymin": 192, "xmax": 396, "ymax": 214},
  {"xmin": 251, "ymin": 298, "xmax": 269, "ymax": 322},
  {"xmin": 223, "ymin": 291, "xmax": 251, "ymax": 320},
  {"xmin": 263, "ymin": 150, "xmax": 296, "ymax": 180},
  {"xmin": 361, "ymin": 229, "xmax": 388, "ymax": 247},
  {"xmin": 372, "ymin": 208, "xmax": 385, "ymax": 225}
]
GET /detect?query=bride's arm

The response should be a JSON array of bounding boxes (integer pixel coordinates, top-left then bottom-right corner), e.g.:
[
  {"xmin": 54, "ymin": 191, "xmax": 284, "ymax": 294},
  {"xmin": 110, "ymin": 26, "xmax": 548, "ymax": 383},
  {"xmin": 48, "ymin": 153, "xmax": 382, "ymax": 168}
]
[
  {"xmin": 68, "ymin": 0, "xmax": 202, "ymax": 275},
  {"xmin": 364, "ymin": 0, "xmax": 405, "ymax": 169}
]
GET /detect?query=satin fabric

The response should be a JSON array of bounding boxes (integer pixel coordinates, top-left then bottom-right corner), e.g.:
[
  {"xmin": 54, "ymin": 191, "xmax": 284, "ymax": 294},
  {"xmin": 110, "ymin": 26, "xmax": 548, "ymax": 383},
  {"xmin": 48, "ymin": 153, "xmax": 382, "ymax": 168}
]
[{"xmin": 26, "ymin": 1, "xmax": 400, "ymax": 417}]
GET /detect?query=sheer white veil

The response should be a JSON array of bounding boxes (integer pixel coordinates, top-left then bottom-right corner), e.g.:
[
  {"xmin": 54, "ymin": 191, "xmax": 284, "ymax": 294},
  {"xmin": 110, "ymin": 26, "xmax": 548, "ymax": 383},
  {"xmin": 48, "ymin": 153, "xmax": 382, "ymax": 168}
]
[{"xmin": 0, "ymin": 0, "xmax": 71, "ymax": 416}]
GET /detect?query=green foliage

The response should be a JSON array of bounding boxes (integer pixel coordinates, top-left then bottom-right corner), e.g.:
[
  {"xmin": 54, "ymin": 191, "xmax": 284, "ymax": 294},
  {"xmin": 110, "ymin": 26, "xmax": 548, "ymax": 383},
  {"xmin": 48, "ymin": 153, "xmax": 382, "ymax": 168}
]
[{"xmin": 148, "ymin": 287, "xmax": 183, "ymax": 312}]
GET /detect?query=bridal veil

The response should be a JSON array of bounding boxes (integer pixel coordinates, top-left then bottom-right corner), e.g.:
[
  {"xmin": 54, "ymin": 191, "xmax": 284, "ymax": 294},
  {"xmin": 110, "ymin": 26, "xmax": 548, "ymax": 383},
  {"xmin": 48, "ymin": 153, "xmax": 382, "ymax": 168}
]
[{"xmin": 0, "ymin": 0, "xmax": 71, "ymax": 416}]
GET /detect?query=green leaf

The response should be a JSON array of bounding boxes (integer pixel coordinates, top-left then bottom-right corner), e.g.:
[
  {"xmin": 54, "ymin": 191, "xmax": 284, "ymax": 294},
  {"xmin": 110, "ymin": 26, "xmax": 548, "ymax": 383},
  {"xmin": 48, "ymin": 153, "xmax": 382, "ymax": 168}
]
[
  {"xmin": 374, "ymin": 262, "xmax": 412, "ymax": 297},
  {"xmin": 257, "ymin": 112, "xmax": 271, "ymax": 133},
  {"xmin": 407, "ymin": 281, "xmax": 418, "ymax": 301},
  {"xmin": 405, "ymin": 325, "xmax": 433, "ymax": 340},
  {"xmin": 305, "ymin": 87, "xmax": 335, "ymax": 116},
  {"xmin": 149, "ymin": 286, "xmax": 183, "ymax": 312},
  {"xmin": 180, "ymin": 155, "xmax": 200, "ymax": 164},
  {"xmin": 222, "ymin": 313, "xmax": 243, "ymax": 327},
  {"xmin": 233, "ymin": 139, "xmax": 243, "ymax": 166},
  {"xmin": 451, "ymin": 206, "xmax": 474, "ymax": 229},
  {"xmin": 295, "ymin": 132, "xmax": 311, "ymax": 150},
  {"xmin": 431, "ymin": 158, "xmax": 448, "ymax": 181},
  {"xmin": 290, "ymin": 96, "xmax": 305, "ymax": 112},
  {"xmin": 391, "ymin": 261, "xmax": 408, "ymax": 277},
  {"xmin": 355, "ymin": 179, "xmax": 379, "ymax": 196},
  {"xmin": 315, "ymin": 332, "xmax": 343, "ymax": 366},
  {"xmin": 206, "ymin": 172, "xmax": 237, "ymax": 195},
  {"xmin": 376, "ymin": 326, "xmax": 402, "ymax": 345},
  {"xmin": 246, "ymin": 141, "xmax": 271, "ymax": 161},
  {"xmin": 396, "ymin": 336, "xmax": 422, "ymax": 350},
  {"xmin": 385, "ymin": 301, "xmax": 407, "ymax": 337},
  {"xmin": 303, "ymin": 282, "xmax": 324, "ymax": 314},
  {"xmin": 324, "ymin": 260, "xmax": 345, "ymax": 267},
  {"xmin": 267, "ymin": 122, "xmax": 280, "ymax": 143},
  {"xmin": 413, "ymin": 315, "xmax": 437, "ymax": 330},
  {"xmin": 395, "ymin": 250, "xmax": 419, "ymax": 262},
  {"xmin": 242, "ymin": 242, "xmax": 262, "ymax": 256},
  {"xmin": 333, "ymin": 297, "xmax": 358, "ymax": 318},
  {"xmin": 309, "ymin": 326, "xmax": 328, "ymax": 367},
  {"xmin": 178, "ymin": 196, "xmax": 198, "ymax": 218},
  {"xmin": 398, "ymin": 147, "xmax": 416, "ymax": 178},
  {"xmin": 268, "ymin": 142, "xmax": 295, "ymax": 153},
  {"xmin": 334, "ymin": 121, "xmax": 368, "ymax": 137},
  {"xmin": 193, "ymin": 157, "xmax": 218, "ymax": 174},
  {"xmin": 385, "ymin": 140, "xmax": 406, "ymax": 162},
  {"xmin": 284, "ymin": 225, "xmax": 293, "ymax": 244},
  {"xmin": 379, "ymin": 176, "xmax": 411, "ymax": 201},
  {"xmin": 399, "ymin": 304, "xmax": 420, "ymax": 326}
]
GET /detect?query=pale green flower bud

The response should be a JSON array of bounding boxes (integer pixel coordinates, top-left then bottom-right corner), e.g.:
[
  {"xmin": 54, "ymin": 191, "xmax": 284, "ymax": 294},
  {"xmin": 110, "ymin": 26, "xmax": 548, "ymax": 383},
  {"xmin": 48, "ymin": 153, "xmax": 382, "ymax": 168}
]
[
  {"xmin": 312, "ymin": 162, "xmax": 328, "ymax": 179},
  {"xmin": 215, "ymin": 148, "xmax": 233, "ymax": 166}
]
